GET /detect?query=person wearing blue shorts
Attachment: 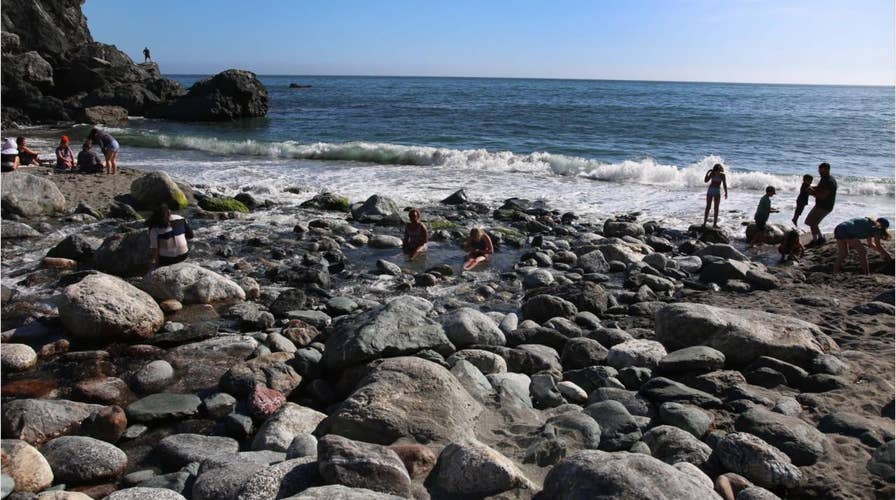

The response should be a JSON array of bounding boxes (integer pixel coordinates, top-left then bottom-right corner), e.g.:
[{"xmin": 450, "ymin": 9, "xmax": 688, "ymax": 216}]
[
  {"xmin": 702, "ymin": 163, "xmax": 728, "ymax": 227},
  {"xmin": 833, "ymin": 217, "xmax": 891, "ymax": 274},
  {"xmin": 88, "ymin": 128, "xmax": 120, "ymax": 175}
]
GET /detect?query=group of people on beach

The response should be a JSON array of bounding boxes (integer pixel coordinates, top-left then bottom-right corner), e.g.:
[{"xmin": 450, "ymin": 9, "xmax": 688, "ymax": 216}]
[
  {"xmin": 703, "ymin": 161, "xmax": 891, "ymax": 273},
  {"xmin": 1, "ymin": 128, "xmax": 119, "ymax": 175}
]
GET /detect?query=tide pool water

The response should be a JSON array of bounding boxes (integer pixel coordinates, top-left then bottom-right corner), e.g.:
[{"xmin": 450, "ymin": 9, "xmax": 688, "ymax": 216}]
[{"xmin": 21, "ymin": 76, "xmax": 895, "ymax": 233}]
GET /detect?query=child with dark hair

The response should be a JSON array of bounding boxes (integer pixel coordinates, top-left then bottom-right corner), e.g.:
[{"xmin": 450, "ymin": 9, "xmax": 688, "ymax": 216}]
[
  {"xmin": 778, "ymin": 230, "xmax": 804, "ymax": 262},
  {"xmin": 792, "ymin": 174, "xmax": 812, "ymax": 225},
  {"xmin": 147, "ymin": 205, "xmax": 194, "ymax": 267},
  {"xmin": 402, "ymin": 208, "xmax": 428, "ymax": 260},
  {"xmin": 749, "ymin": 186, "xmax": 779, "ymax": 247}
]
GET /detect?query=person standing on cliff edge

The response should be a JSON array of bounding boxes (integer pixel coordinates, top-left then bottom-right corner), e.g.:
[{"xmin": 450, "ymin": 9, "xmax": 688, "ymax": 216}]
[{"xmin": 143, "ymin": 47, "xmax": 151, "ymax": 63}]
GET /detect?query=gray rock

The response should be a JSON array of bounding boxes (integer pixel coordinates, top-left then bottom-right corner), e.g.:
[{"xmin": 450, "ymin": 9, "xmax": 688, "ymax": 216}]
[
  {"xmin": 106, "ymin": 487, "xmax": 186, "ymax": 500},
  {"xmin": 606, "ymin": 339, "xmax": 667, "ymax": 370},
  {"xmin": 867, "ymin": 440, "xmax": 894, "ymax": 481},
  {"xmin": 1, "ymin": 399, "xmax": 104, "ymax": 446},
  {"xmin": 1, "ymin": 173, "xmax": 65, "ymax": 217},
  {"xmin": 327, "ymin": 296, "xmax": 359, "ymax": 316},
  {"xmin": 697, "ymin": 243, "xmax": 748, "ymax": 261},
  {"xmin": 1, "ymin": 439, "xmax": 53, "ymax": 492},
  {"xmin": 659, "ymin": 402, "xmax": 712, "ymax": 438},
  {"xmin": 132, "ymin": 360, "xmax": 175, "ymax": 394},
  {"xmin": 430, "ymin": 439, "xmax": 535, "ymax": 496},
  {"xmin": 700, "ymin": 259, "xmax": 750, "ymax": 284},
  {"xmin": 655, "ymin": 303, "xmax": 838, "ymax": 366},
  {"xmin": 530, "ymin": 372, "xmax": 565, "ymax": 409},
  {"xmin": 285, "ymin": 310, "xmax": 332, "ymax": 329},
  {"xmin": 617, "ymin": 366, "xmax": 652, "ymax": 390},
  {"xmin": 191, "ymin": 461, "xmax": 261, "ymax": 500},
  {"xmin": 220, "ymin": 352, "xmax": 302, "ymax": 397},
  {"xmin": 237, "ymin": 457, "xmax": 320, "ymax": 500},
  {"xmin": 737, "ymin": 486, "xmax": 782, "ymax": 500},
  {"xmin": 557, "ymin": 381, "xmax": 588, "ymax": 403},
  {"xmin": 368, "ymin": 234, "xmax": 403, "ymax": 249},
  {"xmin": 446, "ymin": 349, "xmax": 507, "ymax": 374},
  {"xmin": 156, "ymin": 69, "xmax": 268, "ymax": 121},
  {"xmin": 317, "ymin": 435, "xmax": 411, "ymax": 497},
  {"xmin": 286, "ymin": 434, "xmax": 318, "ymax": 459},
  {"xmin": 524, "ymin": 412, "xmax": 603, "ymax": 466},
  {"xmin": 324, "ymin": 296, "xmax": 453, "ymax": 370},
  {"xmin": 59, "ymin": 273, "xmax": 164, "ymax": 341},
  {"xmin": 714, "ymin": 432, "xmax": 801, "ymax": 489},
  {"xmin": 251, "ymin": 403, "xmax": 327, "ymax": 452},
  {"xmin": 281, "ymin": 484, "xmax": 403, "ymax": 499},
  {"xmin": 47, "ymin": 234, "xmax": 101, "ymax": 262},
  {"xmin": 561, "ymin": 337, "xmax": 608, "ymax": 369},
  {"xmin": 584, "ymin": 401, "xmax": 641, "ymax": 451},
  {"xmin": 1, "ymin": 343, "xmax": 37, "ymax": 372},
  {"xmin": 374, "ymin": 259, "xmax": 402, "ymax": 276},
  {"xmin": 126, "ymin": 393, "xmax": 201, "ymax": 423},
  {"xmin": 818, "ymin": 412, "xmax": 893, "ymax": 448},
  {"xmin": 144, "ymin": 263, "xmax": 246, "ymax": 304},
  {"xmin": 498, "ymin": 313, "xmax": 519, "ymax": 334},
  {"xmin": 2, "ymin": 221, "xmax": 41, "ymax": 239},
  {"xmin": 323, "ymin": 357, "xmax": 482, "ymax": 444},
  {"xmin": 438, "ymin": 307, "xmax": 505, "ymax": 347},
  {"xmin": 642, "ymin": 425, "xmax": 712, "ymax": 466},
  {"xmin": 536, "ymin": 450, "xmax": 719, "ymax": 499},
  {"xmin": 735, "ymin": 407, "xmax": 826, "ymax": 466},
  {"xmin": 351, "ymin": 195, "xmax": 403, "ymax": 223},
  {"xmin": 130, "ymin": 171, "xmax": 188, "ymax": 209},
  {"xmin": 521, "ymin": 294, "xmax": 578, "ymax": 323},
  {"xmin": 0, "ymin": 473, "xmax": 12, "ymax": 498},
  {"xmin": 450, "ymin": 360, "xmax": 494, "ymax": 402},
  {"xmin": 658, "ymin": 346, "xmax": 726, "ymax": 374},
  {"xmin": 524, "ymin": 268, "xmax": 555, "ymax": 288},
  {"xmin": 588, "ymin": 387, "xmax": 654, "ymax": 417},
  {"xmin": 201, "ymin": 392, "xmax": 237, "ymax": 418},
  {"xmin": 155, "ymin": 434, "xmax": 239, "ymax": 468},
  {"xmin": 41, "ymin": 436, "xmax": 127, "ymax": 484},
  {"xmin": 808, "ymin": 354, "xmax": 848, "ymax": 375},
  {"xmin": 639, "ymin": 377, "xmax": 722, "ymax": 408}
]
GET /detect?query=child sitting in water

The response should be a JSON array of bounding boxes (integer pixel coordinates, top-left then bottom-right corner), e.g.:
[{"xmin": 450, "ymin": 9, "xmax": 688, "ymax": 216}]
[
  {"xmin": 402, "ymin": 208, "xmax": 428, "ymax": 260},
  {"xmin": 792, "ymin": 174, "xmax": 812, "ymax": 226},
  {"xmin": 778, "ymin": 230, "xmax": 804, "ymax": 262},
  {"xmin": 463, "ymin": 227, "xmax": 494, "ymax": 271}
]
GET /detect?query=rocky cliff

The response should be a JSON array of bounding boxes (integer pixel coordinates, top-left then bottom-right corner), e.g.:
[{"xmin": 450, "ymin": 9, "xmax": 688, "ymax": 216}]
[{"xmin": 1, "ymin": 0, "xmax": 267, "ymax": 127}]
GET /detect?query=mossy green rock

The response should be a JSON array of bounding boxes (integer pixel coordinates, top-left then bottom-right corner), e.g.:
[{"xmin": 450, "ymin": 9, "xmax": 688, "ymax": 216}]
[
  {"xmin": 199, "ymin": 197, "xmax": 250, "ymax": 213},
  {"xmin": 131, "ymin": 172, "xmax": 189, "ymax": 209},
  {"xmin": 300, "ymin": 192, "xmax": 351, "ymax": 212}
]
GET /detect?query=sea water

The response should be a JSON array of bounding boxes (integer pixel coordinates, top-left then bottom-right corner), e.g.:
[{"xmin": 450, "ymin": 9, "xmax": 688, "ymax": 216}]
[{"xmin": 20, "ymin": 76, "xmax": 896, "ymax": 233}]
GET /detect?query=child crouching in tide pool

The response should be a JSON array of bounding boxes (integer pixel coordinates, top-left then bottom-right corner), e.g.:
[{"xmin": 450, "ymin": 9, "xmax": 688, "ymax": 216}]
[
  {"xmin": 402, "ymin": 208, "xmax": 428, "ymax": 260},
  {"xmin": 463, "ymin": 227, "xmax": 493, "ymax": 271},
  {"xmin": 778, "ymin": 230, "xmax": 804, "ymax": 262}
]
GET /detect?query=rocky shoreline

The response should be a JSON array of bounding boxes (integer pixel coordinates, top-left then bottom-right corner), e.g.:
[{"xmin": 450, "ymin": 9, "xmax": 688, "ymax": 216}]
[{"xmin": 1, "ymin": 166, "xmax": 894, "ymax": 500}]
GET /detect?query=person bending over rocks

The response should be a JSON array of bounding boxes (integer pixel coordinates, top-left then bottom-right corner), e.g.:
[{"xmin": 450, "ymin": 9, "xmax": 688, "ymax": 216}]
[
  {"xmin": 1, "ymin": 138, "xmax": 19, "ymax": 172},
  {"xmin": 87, "ymin": 128, "xmax": 120, "ymax": 175},
  {"xmin": 55, "ymin": 135, "xmax": 75, "ymax": 171},
  {"xmin": 833, "ymin": 217, "xmax": 892, "ymax": 274},
  {"xmin": 463, "ymin": 227, "xmax": 493, "ymax": 271},
  {"xmin": 148, "ymin": 205, "xmax": 194, "ymax": 267},
  {"xmin": 778, "ymin": 229, "xmax": 804, "ymax": 262},
  {"xmin": 403, "ymin": 208, "xmax": 429, "ymax": 260},
  {"xmin": 77, "ymin": 141, "xmax": 104, "ymax": 173}
]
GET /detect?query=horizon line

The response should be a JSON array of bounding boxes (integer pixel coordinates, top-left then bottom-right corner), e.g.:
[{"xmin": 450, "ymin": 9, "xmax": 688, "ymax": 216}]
[{"xmin": 162, "ymin": 72, "xmax": 895, "ymax": 88}]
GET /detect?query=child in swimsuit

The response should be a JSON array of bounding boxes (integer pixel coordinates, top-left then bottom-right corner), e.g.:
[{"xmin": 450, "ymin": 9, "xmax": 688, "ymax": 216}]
[
  {"xmin": 703, "ymin": 163, "xmax": 728, "ymax": 227},
  {"xmin": 402, "ymin": 208, "xmax": 429, "ymax": 260},
  {"xmin": 463, "ymin": 227, "xmax": 494, "ymax": 271}
]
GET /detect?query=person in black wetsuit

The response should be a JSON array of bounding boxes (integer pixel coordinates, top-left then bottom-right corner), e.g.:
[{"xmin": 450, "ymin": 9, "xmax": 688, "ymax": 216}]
[{"xmin": 144, "ymin": 47, "xmax": 151, "ymax": 63}]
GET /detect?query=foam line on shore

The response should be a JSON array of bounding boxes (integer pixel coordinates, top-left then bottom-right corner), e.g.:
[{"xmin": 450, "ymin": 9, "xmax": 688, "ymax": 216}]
[{"xmin": 114, "ymin": 130, "xmax": 895, "ymax": 196}]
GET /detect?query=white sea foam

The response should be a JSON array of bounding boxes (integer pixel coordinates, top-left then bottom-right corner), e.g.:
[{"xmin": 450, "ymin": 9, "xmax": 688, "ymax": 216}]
[{"xmin": 120, "ymin": 132, "xmax": 894, "ymax": 197}]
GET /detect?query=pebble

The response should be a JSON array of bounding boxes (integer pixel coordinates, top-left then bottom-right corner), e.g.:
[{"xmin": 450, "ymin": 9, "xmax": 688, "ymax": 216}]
[
  {"xmin": 132, "ymin": 360, "xmax": 175, "ymax": 394},
  {"xmin": 1, "ymin": 343, "xmax": 37, "ymax": 371}
]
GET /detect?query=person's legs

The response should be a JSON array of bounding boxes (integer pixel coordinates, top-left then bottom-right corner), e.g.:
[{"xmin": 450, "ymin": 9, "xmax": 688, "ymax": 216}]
[
  {"xmin": 805, "ymin": 206, "xmax": 824, "ymax": 244},
  {"xmin": 703, "ymin": 196, "xmax": 712, "ymax": 226},
  {"xmin": 103, "ymin": 150, "xmax": 113, "ymax": 174},
  {"xmin": 712, "ymin": 195, "xmax": 720, "ymax": 227},
  {"xmin": 109, "ymin": 151, "xmax": 118, "ymax": 174},
  {"xmin": 852, "ymin": 240, "xmax": 869, "ymax": 274},
  {"xmin": 463, "ymin": 256, "xmax": 486, "ymax": 271},
  {"xmin": 834, "ymin": 240, "xmax": 848, "ymax": 273}
]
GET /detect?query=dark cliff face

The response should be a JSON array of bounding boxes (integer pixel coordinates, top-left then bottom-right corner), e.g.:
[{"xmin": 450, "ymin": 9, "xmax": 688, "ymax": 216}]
[{"xmin": 1, "ymin": 0, "xmax": 269, "ymax": 127}]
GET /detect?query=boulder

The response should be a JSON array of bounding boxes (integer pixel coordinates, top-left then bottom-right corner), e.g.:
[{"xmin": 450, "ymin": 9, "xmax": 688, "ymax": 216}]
[
  {"xmin": 535, "ymin": 450, "xmax": 719, "ymax": 499},
  {"xmin": 281, "ymin": 484, "xmax": 403, "ymax": 499},
  {"xmin": 106, "ymin": 488, "xmax": 186, "ymax": 500},
  {"xmin": 714, "ymin": 432, "xmax": 801, "ymax": 489},
  {"xmin": 658, "ymin": 346, "xmax": 726, "ymax": 374},
  {"xmin": 317, "ymin": 435, "xmax": 411, "ymax": 497},
  {"xmin": 0, "ymin": 439, "xmax": 53, "ymax": 492},
  {"xmin": 199, "ymin": 196, "xmax": 249, "ymax": 212},
  {"xmin": 639, "ymin": 377, "xmax": 722, "ymax": 408},
  {"xmin": 655, "ymin": 303, "xmax": 838, "ymax": 367},
  {"xmin": 428, "ymin": 439, "xmax": 535, "ymax": 496},
  {"xmin": 578, "ymin": 250, "xmax": 610, "ymax": 273},
  {"xmin": 251, "ymin": 403, "xmax": 327, "ymax": 452},
  {"xmin": 41, "ymin": 436, "xmax": 127, "ymax": 484},
  {"xmin": 322, "ymin": 357, "xmax": 481, "ymax": 444},
  {"xmin": 606, "ymin": 339, "xmax": 667, "ymax": 370},
  {"xmin": 603, "ymin": 219, "xmax": 645, "ymax": 238},
  {"xmin": 236, "ymin": 457, "xmax": 320, "ymax": 500},
  {"xmin": 561, "ymin": 337, "xmax": 609, "ymax": 369},
  {"xmin": 78, "ymin": 105, "xmax": 128, "ymax": 125},
  {"xmin": 144, "ymin": 263, "xmax": 246, "ymax": 304},
  {"xmin": 700, "ymin": 259, "xmax": 750, "ymax": 284},
  {"xmin": 439, "ymin": 307, "xmax": 505, "ymax": 347},
  {"xmin": 735, "ymin": 407, "xmax": 826, "ymax": 466},
  {"xmin": 367, "ymin": 234, "xmax": 402, "ymax": 249},
  {"xmin": 350, "ymin": 195, "xmax": 402, "ymax": 223},
  {"xmin": 300, "ymin": 192, "xmax": 351, "ymax": 212},
  {"xmin": 155, "ymin": 434, "xmax": 239, "ymax": 468},
  {"xmin": 132, "ymin": 360, "xmax": 175, "ymax": 394},
  {"xmin": 92, "ymin": 230, "xmax": 153, "ymax": 277},
  {"xmin": 1, "ymin": 173, "xmax": 65, "ymax": 217},
  {"xmin": 2, "ymin": 221, "xmax": 40, "ymax": 239},
  {"xmin": 59, "ymin": 273, "xmax": 164, "ymax": 341},
  {"xmin": 583, "ymin": 401, "xmax": 642, "ymax": 451},
  {"xmin": 1, "ymin": 343, "xmax": 37, "ymax": 372},
  {"xmin": 659, "ymin": 402, "xmax": 712, "ymax": 438},
  {"xmin": 155, "ymin": 69, "xmax": 268, "ymax": 121},
  {"xmin": 47, "ymin": 234, "xmax": 100, "ymax": 262},
  {"xmin": 324, "ymin": 296, "xmax": 453, "ymax": 370},
  {"xmin": 521, "ymin": 294, "xmax": 578, "ymax": 323},
  {"xmin": 220, "ymin": 352, "xmax": 301, "ymax": 396},
  {"xmin": 524, "ymin": 412, "xmax": 602, "ymax": 466},
  {"xmin": 447, "ymin": 349, "xmax": 507, "ymax": 374},
  {"xmin": 641, "ymin": 425, "xmax": 712, "ymax": 466},
  {"xmin": 817, "ymin": 412, "xmax": 893, "ymax": 448},
  {"xmin": 130, "ymin": 171, "xmax": 188, "ymax": 209},
  {"xmin": 441, "ymin": 189, "xmax": 468, "ymax": 205},
  {"xmin": 126, "ymin": 393, "xmax": 201, "ymax": 423}
]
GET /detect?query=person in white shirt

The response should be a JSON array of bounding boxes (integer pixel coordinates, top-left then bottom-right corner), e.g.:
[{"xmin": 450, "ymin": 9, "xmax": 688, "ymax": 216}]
[{"xmin": 147, "ymin": 205, "xmax": 193, "ymax": 267}]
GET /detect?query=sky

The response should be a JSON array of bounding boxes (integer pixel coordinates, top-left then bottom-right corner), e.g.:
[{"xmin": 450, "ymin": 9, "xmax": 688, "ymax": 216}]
[{"xmin": 83, "ymin": 0, "xmax": 895, "ymax": 85}]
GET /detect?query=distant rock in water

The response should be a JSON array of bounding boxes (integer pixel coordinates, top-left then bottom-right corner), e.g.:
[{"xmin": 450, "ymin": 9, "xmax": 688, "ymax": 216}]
[
  {"xmin": 288, "ymin": 83, "xmax": 312, "ymax": 89},
  {"xmin": 152, "ymin": 69, "xmax": 269, "ymax": 122}
]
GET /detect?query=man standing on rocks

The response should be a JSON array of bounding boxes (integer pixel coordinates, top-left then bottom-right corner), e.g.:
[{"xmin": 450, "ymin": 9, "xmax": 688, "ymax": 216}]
[
  {"xmin": 143, "ymin": 47, "xmax": 151, "ymax": 63},
  {"xmin": 805, "ymin": 162, "xmax": 837, "ymax": 247}
]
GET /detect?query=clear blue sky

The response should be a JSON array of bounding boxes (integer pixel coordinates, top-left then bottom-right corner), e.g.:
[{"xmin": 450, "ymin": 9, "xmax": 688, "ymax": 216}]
[{"xmin": 83, "ymin": 0, "xmax": 894, "ymax": 85}]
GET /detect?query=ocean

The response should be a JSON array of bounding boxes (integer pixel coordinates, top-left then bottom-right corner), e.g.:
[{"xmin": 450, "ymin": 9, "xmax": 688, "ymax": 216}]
[{"xmin": 22, "ymin": 76, "xmax": 896, "ymax": 233}]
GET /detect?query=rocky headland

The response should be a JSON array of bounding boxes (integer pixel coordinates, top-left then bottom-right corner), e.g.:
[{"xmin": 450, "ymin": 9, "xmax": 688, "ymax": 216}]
[
  {"xmin": 0, "ymin": 165, "xmax": 893, "ymax": 500},
  {"xmin": 1, "ymin": 0, "xmax": 268, "ymax": 128}
]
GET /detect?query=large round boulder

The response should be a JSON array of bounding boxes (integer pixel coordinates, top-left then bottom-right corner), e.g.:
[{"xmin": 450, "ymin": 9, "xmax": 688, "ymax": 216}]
[
  {"xmin": 59, "ymin": 273, "xmax": 164, "ymax": 341},
  {"xmin": 131, "ymin": 171, "xmax": 188, "ymax": 209},
  {"xmin": 438, "ymin": 307, "xmax": 505, "ymax": 347},
  {"xmin": 535, "ymin": 450, "xmax": 719, "ymax": 499},
  {"xmin": 655, "ymin": 303, "xmax": 838, "ymax": 367},
  {"xmin": 714, "ymin": 432, "xmax": 802, "ymax": 489},
  {"xmin": 1, "ymin": 439, "xmax": 53, "ymax": 492},
  {"xmin": 92, "ymin": 230, "xmax": 152, "ymax": 277},
  {"xmin": 144, "ymin": 263, "xmax": 246, "ymax": 304},
  {"xmin": 321, "ymin": 357, "xmax": 481, "ymax": 445},
  {"xmin": 41, "ymin": 436, "xmax": 127, "ymax": 484},
  {"xmin": 427, "ymin": 439, "xmax": 535, "ymax": 496},
  {"xmin": 1, "ymin": 173, "xmax": 65, "ymax": 217},
  {"xmin": 154, "ymin": 69, "xmax": 268, "ymax": 121}
]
